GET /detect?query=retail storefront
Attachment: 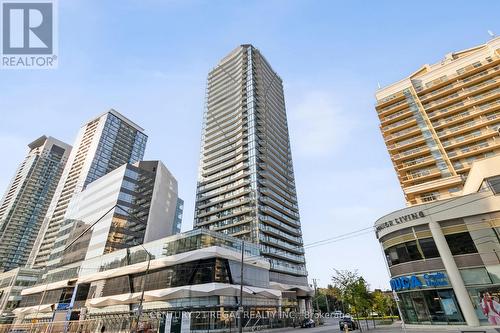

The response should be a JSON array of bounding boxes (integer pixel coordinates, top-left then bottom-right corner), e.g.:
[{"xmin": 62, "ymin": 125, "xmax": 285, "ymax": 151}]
[
  {"xmin": 13, "ymin": 229, "xmax": 313, "ymax": 328},
  {"xmin": 390, "ymin": 271, "xmax": 464, "ymax": 324},
  {"xmin": 375, "ymin": 165, "xmax": 500, "ymax": 328}
]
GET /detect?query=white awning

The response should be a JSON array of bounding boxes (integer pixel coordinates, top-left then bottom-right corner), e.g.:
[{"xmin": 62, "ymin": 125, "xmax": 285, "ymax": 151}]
[
  {"xmin": 12, "ymin": 304, "xmax": 53, "ymax": 315},
  {"xmin": 77, "ymin": 246, "xmax": 269, "ymax": 284},
  {"xmin": 88, "ymin": 292, "xmax": 143, "ymax": 307},
  {"xmin": 21, "ymin": 278, "xmax": 77, "ymax": 296},
  {"xmin": 87, "ymin": 283, "xmax": 281, "ymax": 308},
  {"xmin": 269, "ymin": 282, "xmax": 314, "ymax": 297}
]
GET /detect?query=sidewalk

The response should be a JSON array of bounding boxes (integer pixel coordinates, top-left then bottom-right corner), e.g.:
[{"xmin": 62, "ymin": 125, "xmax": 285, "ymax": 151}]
[{"xmin": 258, "ymin": 320, "xmax": 500, "ymax": 333}]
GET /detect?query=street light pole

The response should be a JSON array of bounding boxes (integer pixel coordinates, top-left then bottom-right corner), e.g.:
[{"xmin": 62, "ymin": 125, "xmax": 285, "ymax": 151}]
[
  {"xmin": 238, "ymin": 241, "xmax": 244, "ymax": 333},
  {"xmin": 136, "ymin": 245, "xmax": 151, "ymax": 320},
  {"xmin": 112, "ymin": 205, "xmax": 153, "ymax": 328}
]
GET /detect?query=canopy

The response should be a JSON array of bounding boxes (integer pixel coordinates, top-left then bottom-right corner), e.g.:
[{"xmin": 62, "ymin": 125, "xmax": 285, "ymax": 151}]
[
  {"xmin": 12, "ymin": 304, "xmax": 53, "ymax": 315},
  {"xmin": 87, "ymin": 282, "xmax": 281, "ymax": 308},
  {"xmin": 78, "ymin": 246, "xmax": 269, "ymax": 285}
]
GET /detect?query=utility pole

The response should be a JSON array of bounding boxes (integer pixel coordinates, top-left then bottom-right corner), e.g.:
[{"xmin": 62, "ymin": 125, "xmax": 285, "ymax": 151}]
[
  {"xmin": 393, "ymin": 292, "xmax": 407, "ymax": 333},
  {"xmin": 238, "ymin": 241, "xmax": 244, "ymax": 333}
]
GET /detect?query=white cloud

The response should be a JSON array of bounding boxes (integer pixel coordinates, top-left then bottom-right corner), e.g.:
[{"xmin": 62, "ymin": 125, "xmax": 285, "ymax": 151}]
[{"xmin": 288, "ymin": 90, "xmax": 357, "ymax": 158}]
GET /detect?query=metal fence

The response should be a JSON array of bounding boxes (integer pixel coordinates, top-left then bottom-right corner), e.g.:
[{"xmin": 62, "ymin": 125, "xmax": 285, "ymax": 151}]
[
  {"xmin": 0, "ymin": 312, "xmax": 299, "ymax": 333},
  {"xmin": 0, "ymin": 318, "xmax": 139, "ymax": 333}
]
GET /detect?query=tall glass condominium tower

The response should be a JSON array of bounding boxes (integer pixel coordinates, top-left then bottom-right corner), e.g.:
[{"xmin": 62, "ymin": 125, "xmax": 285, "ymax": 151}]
[
  {"xmin": 0, "ymin": 136, "xmax": 71, "ymax": 271},
  {"xmin": 29, "ymin": 109, "xmax": 147, "ymax": 269},
  {"xmin": 194, "ymin": 45, "xmax": 307, "ymax": 285}
]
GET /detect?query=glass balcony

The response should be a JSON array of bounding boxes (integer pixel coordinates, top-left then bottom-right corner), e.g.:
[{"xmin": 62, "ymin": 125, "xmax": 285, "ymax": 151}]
[
  {"xmin": 402, "ymin": 168, "xmax": 441, "ymax": 182},
  {"xmin": 387, "ymin": 136, "xmax": 425, "ymax": 150},
  {"xmin": 260, "ymin": 215, "xmax": 301, "ymax": 236},
  {"xmin": 385, "ymin": 126, "xmax": 420, "ymax": 141},
  {"xmin": 260, "ymin": 235, "xmax": 305, "ymax": 254},
  {"xmin": 377, "ymin": 99, "xmax": 409, "ymax": 116},
  {"xmin": 380, "ymin": 108, "xmax": 412, "ymax": 124},
  {"xmin": 392, "ymin": 145, "xmax": 430, "ymax": 160},
  {"xmin": 399, "ymin": 156, "xmax": 435, "ymax": 169},
  {"xmin": 382, "ymin": 117, "xmax": 417, "ymax": 132}
]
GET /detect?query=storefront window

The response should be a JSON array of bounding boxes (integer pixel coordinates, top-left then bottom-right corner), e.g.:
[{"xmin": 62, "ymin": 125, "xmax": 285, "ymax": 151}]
[
  {"xmin": 445, "ymin": 232, "xmax": 478, "ymax": 255},
  {"xmin": 398, "ymin": 289, "xmax": 464, "ymax": 325},
  {"xmin": 467, "ymin": 286, "xmax": 500, "ymax": 325},
  {"xmin": 437, "ymin": 290, "xmax": 463, "ymax": 323},
  {"xmin": 385, "ymin": 241, "xmax": 423, "ymax": 266},
  {"xmin": 385, "ymin": 237, "xmax": 443, "ymax": 267},
  {"xmin": 418, "ymin": 238, "xmax": 440, "ymax": 258},
  {"xmin": 460, "ymin": 268, "xmax": 492, "ymax": 286}
]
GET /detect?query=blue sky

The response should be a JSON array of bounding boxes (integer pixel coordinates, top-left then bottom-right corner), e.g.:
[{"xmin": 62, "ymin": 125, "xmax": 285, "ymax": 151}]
[{"xmin": 1, "ymin": 0, "xmax": 499, "ymax": 289}]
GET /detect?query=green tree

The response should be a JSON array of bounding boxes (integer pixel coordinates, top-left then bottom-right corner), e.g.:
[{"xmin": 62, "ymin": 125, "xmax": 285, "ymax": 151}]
[
  {"xmin": 331, "ymin": 269, "xmax": 373, "ymax": 331},
  {"xmin": 314, "ymin": 286, "xmax": 343, "ymax": 313},
  {"xmin": 371, "ymin": 290, "xmax": 397, "ymax": 317}
]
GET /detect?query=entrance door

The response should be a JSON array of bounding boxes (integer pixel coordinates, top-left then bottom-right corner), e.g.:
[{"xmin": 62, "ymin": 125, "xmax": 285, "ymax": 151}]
[
  {"xmin": 170, "ymin": 313, "xmax": 181, "ymax": 333},
  {"xmin": 411, "ymin": 293, "xmax": 431, "ymax": 323}
]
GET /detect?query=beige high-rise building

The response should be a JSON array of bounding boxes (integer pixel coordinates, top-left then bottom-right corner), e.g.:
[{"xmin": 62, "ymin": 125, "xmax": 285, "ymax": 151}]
[{"xmin": 376, "ymin": 37, "xmax": 500, "ymax": 205}]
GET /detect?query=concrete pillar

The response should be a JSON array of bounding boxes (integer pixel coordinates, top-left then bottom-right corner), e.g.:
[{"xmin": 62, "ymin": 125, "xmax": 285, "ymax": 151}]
[
  {"xmin": 428, "ymin": 220, "xmax": 479, "ymax": 326},
  {"xmin": 298, "ymin": 298, "xmax": 306, "ymax": 314}
]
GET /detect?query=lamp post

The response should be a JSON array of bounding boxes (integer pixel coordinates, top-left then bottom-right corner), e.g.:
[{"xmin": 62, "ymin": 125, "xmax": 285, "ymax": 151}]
[
  {"xmin": 112, "ymin": 205, "xmax": 152, "ymax": 329},
  {"xmin": 238, "ymin": 241, "xmax": 244, "ymax": 333}
]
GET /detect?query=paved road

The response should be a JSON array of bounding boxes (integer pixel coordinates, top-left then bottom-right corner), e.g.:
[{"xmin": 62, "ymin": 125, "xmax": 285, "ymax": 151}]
[
  {"xmin": 261, "ymin": 318, "xmax": 499, "ymax": 333},
  {"xmin": 261, "ymin": 318, "xmax": 396, "ymax": 333}
]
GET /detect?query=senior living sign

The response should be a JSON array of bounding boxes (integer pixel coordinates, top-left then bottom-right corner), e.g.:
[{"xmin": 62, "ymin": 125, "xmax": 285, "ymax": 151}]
[{"xmin": 376, "ymin": 210, "xmax": 425, "ymax": 234}]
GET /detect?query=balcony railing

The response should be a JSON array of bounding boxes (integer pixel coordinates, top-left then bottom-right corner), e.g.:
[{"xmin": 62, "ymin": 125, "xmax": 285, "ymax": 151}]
[
  {"xmin": 447, "ymin": 141, "xmax": 493, "ymax": 159},
  {"xmin": 377, "ymin": 99, "xmax": 409, "ymax": 116},
  {"xmin": 423, "ymin": 77, "xmax": 500, "ymax": 110},
  {"xmin": 399, "ymin": 156, "xmax": 435, "ymax": 169},
  {"xmin": 392, "ymin": 145, "xmax": 429, "ymax": 160},
  {"xmin": 384, "ymin": 126, "xmax": 420, "ymax": 141},
  {"xmin": 387, "ymin": 136, "xmax": 425, "ymax": 150},
  {"xmin": 380, "ymin": 108, "xmax": 412, "ymax": 124},
  {"xmin": 402, "ymin": 168, "xmax": 441, "ymax": 182},
  {"xmin": 418, "ymin": 61, "xmax": 498, "ymax": 93},
  {"xmin": 442, "ymin": 129, "xmax": 497, "ymax": 148},
  {"xmin": 382, "ymin": 116, "xmax": 416, "ymax": 132},
  {"xmin": 437, "ymin": 110, "xmax": 500, "ymax": 137}
]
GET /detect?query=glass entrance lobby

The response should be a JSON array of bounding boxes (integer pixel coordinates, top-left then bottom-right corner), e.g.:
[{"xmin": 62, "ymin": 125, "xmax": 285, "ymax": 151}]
[{"xmin": 398, "ymin": 289, "xmax": 465, "ymax": 325}]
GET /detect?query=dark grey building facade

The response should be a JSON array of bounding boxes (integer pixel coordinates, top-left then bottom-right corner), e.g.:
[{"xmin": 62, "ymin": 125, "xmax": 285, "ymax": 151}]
[{"xmin": 194, "ymin": 45, "xmax": 308, "ymax": 286}]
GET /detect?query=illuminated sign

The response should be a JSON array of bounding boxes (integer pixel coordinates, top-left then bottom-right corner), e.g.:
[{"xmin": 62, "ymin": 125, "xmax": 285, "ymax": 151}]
[
  {"xmin": 390, "ymin": 276, "xmax": 422, "ymax": 291},
  {"xmin": 423, "ymin": 272, "xmax": 448, "ymax": 287},
  {"xmin": 390, "ymin": 272, "xmax": 448, "ymax": 291}
]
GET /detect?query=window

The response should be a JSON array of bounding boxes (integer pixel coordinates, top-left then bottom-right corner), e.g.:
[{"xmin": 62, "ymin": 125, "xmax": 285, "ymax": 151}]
[
  {"xmin": 460, "ymin": 268, "xmax": 491, "ymax": 285},
  {"xmin": 385, "ymin": 240, "xmax": 423, "ymax": 266},
  {"xmin": 419, "ymin": 237, "xmax": 440, "ymax": 258},
  {"xmin": 421, "ymin": 192, "xmax": 440, "ymax": 202},
  {"xmin": 399, "ymin": 289, "xmax": 465, "ymax": 324},
  {"xmin": 406, "ymin": 241, "xmax": 422, "ymax": 261},
  {"xmin": 445, "ymin": 232, "xmax": 478, "ymax": 255},
  {"xmin": 486, "ymin": 176, "xmax": 500, "ymax": 195}
]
